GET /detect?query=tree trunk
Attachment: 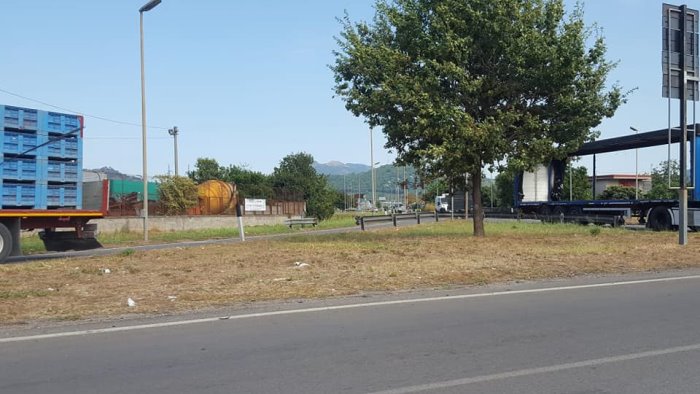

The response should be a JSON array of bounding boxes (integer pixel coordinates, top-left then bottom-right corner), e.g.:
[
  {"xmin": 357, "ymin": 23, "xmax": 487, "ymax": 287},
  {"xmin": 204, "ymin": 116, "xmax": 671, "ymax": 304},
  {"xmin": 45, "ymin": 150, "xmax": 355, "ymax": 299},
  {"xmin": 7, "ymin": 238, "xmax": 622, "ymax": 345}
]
[{"xmin": 471, "ymin": 170, "xmax": 485, "ymax": 236}]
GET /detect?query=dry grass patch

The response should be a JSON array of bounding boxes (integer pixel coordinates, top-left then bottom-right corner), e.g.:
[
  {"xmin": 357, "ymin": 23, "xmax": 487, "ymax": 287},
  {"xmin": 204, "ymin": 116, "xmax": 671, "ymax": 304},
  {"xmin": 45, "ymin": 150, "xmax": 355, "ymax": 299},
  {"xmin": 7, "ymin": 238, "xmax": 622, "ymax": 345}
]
[{"xmin": 2, "ymin": 221, "xmax": 700, "ymax": 325}]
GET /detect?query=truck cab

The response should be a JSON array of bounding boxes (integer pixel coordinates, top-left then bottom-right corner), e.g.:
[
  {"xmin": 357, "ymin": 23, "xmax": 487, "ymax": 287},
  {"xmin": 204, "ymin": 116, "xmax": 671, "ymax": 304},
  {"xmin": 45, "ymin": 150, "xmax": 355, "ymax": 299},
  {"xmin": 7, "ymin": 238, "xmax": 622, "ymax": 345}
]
[{"xmin": 435, "ymin": 194, "xmax": 450, "ymax": 213}]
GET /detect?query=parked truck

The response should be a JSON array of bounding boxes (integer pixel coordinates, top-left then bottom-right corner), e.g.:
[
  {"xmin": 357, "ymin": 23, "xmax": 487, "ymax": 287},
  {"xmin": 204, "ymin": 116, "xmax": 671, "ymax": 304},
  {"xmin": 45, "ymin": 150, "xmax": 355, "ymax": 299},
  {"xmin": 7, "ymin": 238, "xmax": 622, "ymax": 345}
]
[
  {"xmin": 515, "ymin": 125, "xmax": 700, "ymax": 231},
  {"xmin": 435, "ymin": 192, "xmax": 467, "ymax": 213},
  {"xmin": 0, "ymin": 105, "xmax": 103, "ymax": 262}
]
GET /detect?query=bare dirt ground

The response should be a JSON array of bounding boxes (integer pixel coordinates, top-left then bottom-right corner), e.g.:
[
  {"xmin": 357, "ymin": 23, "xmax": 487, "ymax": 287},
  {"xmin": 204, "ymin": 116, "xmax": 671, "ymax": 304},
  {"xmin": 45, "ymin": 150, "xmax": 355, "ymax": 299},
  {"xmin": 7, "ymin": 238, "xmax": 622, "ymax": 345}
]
[{"xmin": 2, "ymin": 221, "xmax": 700, "ymax": 325}]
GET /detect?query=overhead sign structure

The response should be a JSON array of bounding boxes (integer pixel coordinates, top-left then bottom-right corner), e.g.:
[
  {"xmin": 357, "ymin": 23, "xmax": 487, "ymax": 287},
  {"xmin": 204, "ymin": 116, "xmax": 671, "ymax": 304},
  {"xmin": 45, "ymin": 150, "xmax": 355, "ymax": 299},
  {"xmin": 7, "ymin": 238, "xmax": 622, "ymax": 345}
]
[
  {"xmin": 662, "ymin": 3, "xmax": 699, "ymax": 246},
  {"xmin": 663, "ymin": 3, "xmax": 699, "ymax": 100},
  {"xmin": 244, "ymin": 198, "xmax": 267, "ymax": 212}
]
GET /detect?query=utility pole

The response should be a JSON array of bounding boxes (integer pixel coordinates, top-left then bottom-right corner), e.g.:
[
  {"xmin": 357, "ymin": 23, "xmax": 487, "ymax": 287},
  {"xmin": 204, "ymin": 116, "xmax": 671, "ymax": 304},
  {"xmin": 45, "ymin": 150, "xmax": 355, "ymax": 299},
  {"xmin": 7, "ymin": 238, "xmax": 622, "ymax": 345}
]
[
  {"xmin": 630, "ymin": 126, "xmax": 639, "ymax": 199},
  {"xmin": 139, "ymin": 0, "xmax": 162, "ymax": 242},
  {"xmin": 168, "ymin": 126, "xmax": 179, "ymax": 176},
  {"xmin": 370, "ymin": 128, "xmax": 376, "ymax": 212}
]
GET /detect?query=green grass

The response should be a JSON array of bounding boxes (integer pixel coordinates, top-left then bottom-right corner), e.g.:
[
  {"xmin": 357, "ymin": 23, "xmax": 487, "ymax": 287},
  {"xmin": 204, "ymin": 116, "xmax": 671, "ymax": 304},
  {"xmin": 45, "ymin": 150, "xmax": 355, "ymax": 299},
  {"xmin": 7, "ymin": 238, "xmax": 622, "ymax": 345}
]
[
  {"xmin": 285, "ymin": 219, "xmax": 624, "ymax": 244},
  {"xmin": 19, "ymin": 212, "xmax": 360, "ymax": 254},
  {"xmin": 18, "ymin": 215, "xmax": 619, "ymax": 255}
]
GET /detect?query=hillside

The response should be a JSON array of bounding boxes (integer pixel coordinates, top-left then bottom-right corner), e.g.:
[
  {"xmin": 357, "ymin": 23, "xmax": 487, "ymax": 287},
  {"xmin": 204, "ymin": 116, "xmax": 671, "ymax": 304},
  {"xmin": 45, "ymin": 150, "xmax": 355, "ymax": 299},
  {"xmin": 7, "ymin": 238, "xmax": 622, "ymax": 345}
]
[
  {"xmin": 87, "ymin": 167, "xmax": 141, "ymax": 182},
  {"xmin": 312, "ymin": 161, "xmax": 370, "ymax": 176},
  {"xmin": 326, "ymin": 164, "xmax": 418, "ymax": 200}
]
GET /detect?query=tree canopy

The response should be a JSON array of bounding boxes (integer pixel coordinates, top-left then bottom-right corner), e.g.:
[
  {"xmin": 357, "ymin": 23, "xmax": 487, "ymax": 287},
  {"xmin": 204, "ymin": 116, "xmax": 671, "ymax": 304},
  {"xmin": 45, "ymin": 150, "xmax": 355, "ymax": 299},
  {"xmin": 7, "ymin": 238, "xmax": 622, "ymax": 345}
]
[
  {"xmin": 187, "ymin": 158, "xmax": 273, "ymax": 199},
  {"xmin": 272, "ymin": 153, "xmax": 338, "ymax": 220},
  {"xmin": 333, "ymin": 0, "xmax": 625, "ymax": 235},
  {"xmin": 562, "ymin": 164, "xmax": 593, "ymax": 201},
  {"xmin": 187, "ymin": 154, "xmax": 339, "ymax": 221},
  {"xmin": 598, "ymin": 186, "xmax": 636, "ymax": 200},
  {"xmin": 645, "ymin": 160, "xmax": 680, "ymax": 200}
]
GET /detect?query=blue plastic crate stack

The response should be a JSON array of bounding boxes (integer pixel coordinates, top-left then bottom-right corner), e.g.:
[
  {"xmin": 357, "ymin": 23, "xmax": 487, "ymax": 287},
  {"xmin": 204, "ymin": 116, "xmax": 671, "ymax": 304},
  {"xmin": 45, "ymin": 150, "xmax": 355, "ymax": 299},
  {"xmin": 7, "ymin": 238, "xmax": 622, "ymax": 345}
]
[{"xmin": 0, "ymin": 105, "xmax": 82, "ymax": 209}]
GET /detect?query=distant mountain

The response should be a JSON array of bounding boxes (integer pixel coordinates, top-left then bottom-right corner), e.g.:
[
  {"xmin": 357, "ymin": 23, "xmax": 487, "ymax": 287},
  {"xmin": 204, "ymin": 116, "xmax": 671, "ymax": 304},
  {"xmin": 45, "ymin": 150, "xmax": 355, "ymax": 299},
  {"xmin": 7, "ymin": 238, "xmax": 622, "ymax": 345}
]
[
  {"xmin": 326, "ymin": 164, "xmax": 418, "ymax": 199},
  {"xmin": 313, "ymin": 161, "xmax": 371, "ymax": 176},
  {"xmin": 87, "ymin": 166, "xmax": 141, "ymax": 182}
]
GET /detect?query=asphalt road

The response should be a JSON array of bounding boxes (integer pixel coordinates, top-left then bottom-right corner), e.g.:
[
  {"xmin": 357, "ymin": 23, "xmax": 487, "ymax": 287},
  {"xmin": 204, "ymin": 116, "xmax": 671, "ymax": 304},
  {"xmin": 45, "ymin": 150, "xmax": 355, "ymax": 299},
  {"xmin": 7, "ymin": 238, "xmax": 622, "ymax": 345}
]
[{"xmin": 3, "ymin": 272, "xmax": 700, "ymax": 393}]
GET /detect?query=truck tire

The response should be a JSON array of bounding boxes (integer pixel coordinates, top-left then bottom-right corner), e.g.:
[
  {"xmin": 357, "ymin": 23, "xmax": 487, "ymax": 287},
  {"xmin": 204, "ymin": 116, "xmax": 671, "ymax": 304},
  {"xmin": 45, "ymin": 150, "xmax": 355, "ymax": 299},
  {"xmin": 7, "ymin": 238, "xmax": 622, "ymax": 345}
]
[
  {"xmin": 647, "ymin": 206, "xmax": 672, "ymax": 231},
  {"xmin": 0, "ymin": 223, "xmax": 13, "ymax": 262}
]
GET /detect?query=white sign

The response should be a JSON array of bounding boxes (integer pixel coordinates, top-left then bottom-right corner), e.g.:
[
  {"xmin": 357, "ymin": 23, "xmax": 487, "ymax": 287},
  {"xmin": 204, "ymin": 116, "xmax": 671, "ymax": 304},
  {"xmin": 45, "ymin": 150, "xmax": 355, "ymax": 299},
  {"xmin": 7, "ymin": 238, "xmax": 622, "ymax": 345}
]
[{"xmin": 245, "ymin": 198, "xmax": 267, "ymax": 212}]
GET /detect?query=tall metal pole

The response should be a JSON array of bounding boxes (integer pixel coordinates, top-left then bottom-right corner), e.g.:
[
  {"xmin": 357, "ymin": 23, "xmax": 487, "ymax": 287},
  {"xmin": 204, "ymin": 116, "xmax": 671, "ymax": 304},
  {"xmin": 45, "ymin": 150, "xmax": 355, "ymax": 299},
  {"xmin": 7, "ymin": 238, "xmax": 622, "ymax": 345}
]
[
  {"xmin": 370, "ymin": 129, "xmax": 376, "ymax": 212},
  {"xmin": 630, "ymin": 126, "xmax": 639, "ymax": 199},
  {"xmin": 168, "ymin": 126, "xmax": 179, "ymax": 176},
  {"xmin": 592, "ymin": 154, "xmax": 597, "ymax": 199},
  {"xmin": 139, "ymin": 11, "xmax": 149, "ymax": 242},
  {"xmin": 173, "ymin": 129, "xmax": 178, "ymax": 176},
  {"xmin": 139, "ymin": 0, "xmax": 161, "ymax": 242},
  {"xmin": 357, "ymin": 173, "xmax": 360, "ymax": 209},
  {"xmin": 569, "ymin": 162, "xmax": 573, "ymax": 200},
  {"xmin": 680, "ymin": 4, "xmax": 689, "ymax": 246},
  {"xmin": 465, "ymin": 173, "xmax": 469, "ymax": 219}
]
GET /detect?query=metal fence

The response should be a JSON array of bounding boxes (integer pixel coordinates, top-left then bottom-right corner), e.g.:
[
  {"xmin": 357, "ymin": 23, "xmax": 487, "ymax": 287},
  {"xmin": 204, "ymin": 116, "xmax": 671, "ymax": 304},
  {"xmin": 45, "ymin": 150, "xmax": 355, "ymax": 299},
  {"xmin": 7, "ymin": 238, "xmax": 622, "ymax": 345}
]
[{"xmin": 355, "ymin": 210, "xmax": 626, "ymax": 230}]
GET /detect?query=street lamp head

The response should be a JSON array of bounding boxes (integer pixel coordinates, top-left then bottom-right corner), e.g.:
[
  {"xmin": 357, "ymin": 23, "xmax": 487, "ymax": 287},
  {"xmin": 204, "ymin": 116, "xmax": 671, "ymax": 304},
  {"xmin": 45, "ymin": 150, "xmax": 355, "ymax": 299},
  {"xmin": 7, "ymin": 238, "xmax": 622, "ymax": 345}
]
[{"xmin": 139, "ymin": 0, "xmax": 161, "ymax": 13}]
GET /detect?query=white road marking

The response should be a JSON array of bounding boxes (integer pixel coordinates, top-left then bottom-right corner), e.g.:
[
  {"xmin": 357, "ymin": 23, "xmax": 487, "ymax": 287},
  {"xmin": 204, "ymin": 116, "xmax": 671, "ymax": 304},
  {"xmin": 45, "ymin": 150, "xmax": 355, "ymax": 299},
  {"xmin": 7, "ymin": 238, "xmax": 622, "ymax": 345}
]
[
  {"xmin": 367, "ymin": 342, "xmax": 700, "ymax": 393},
  {"xmin": 2, "ymin": 274, "xmax": 700, "ymax": 344}
]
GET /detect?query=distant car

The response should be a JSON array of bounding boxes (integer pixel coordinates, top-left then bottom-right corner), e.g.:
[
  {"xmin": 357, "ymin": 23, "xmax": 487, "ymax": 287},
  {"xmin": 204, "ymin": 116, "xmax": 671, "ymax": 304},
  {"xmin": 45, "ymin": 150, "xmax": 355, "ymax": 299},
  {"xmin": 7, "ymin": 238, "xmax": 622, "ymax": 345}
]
[{"xmin": 391, "ymin": 204, "xmax": 406, "ymax": 213}]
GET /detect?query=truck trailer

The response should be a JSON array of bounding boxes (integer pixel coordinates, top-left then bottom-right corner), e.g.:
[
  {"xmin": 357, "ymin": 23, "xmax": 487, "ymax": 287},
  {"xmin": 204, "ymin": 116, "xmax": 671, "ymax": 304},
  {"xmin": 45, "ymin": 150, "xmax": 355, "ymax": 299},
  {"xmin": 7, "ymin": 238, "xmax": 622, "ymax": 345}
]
[
  {"xmin": 0, "ymin": 105, "xmax": 103, "ymax": 262},
  {"xmin": 435, "ymin": 192, "xmax": 467, "ymax": 213},
  {"xmin": 515, "ymin": 125, "xmax": 700, "ymax": 231}
]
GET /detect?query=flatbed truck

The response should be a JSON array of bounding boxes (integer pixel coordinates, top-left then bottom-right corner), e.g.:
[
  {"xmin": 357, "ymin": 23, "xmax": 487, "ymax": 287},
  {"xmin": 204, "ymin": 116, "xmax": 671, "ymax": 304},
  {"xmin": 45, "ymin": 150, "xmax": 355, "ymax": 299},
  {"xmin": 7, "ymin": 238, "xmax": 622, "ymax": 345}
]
[
  {"xmin": 515, "ymin": 125, "xmax": 700, "ymax": 231},
  {"xmin": 0, "ymin": 105, "xmax": 103, "ymax": 262}
]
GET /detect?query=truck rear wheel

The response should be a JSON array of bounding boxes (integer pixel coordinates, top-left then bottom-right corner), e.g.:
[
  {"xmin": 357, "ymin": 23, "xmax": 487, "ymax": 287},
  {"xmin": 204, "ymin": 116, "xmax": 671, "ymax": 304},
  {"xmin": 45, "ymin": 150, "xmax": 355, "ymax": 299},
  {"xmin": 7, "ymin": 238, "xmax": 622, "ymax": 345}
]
[
  {"xmin": 0, "ymin": 223, "xmax": 13, "ymax": 262},
  {"xmin": 647, "ymin": 206, "xmax": 672, "ymax": 231}
]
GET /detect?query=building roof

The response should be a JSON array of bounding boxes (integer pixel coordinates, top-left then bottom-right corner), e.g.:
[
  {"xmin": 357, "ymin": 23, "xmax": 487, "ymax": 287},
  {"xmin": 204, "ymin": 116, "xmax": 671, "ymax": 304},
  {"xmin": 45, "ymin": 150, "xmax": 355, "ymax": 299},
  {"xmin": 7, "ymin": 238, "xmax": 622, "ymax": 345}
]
[{"xmin": 588, "ymin": 174, "xmax": 651, "ymax": 181}]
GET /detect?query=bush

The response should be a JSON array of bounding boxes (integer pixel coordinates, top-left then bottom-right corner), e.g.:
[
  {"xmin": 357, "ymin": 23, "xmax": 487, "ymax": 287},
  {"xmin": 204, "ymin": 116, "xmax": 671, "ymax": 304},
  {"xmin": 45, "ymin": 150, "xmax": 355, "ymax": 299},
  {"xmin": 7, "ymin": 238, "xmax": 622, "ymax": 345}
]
[
  {"xmin": 156, "ymin": 175, "xmax": 199, "ymax": 215},
  {"xmin": 597, "ymin": 186, "xmax": 637, "ymax": 200}
]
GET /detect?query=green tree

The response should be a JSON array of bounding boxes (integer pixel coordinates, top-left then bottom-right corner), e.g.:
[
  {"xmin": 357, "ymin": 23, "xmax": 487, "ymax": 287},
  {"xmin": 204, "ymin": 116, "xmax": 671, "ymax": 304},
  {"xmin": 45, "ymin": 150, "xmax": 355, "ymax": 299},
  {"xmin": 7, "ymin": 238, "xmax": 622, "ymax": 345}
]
[
  {"xmin": 481, "ymin": 179, "xmax": 496, "ymax": 209},
  {"xmin": 331, "ymin": 189, "xmax": 347, "ymax": 211},
  {"xmin": 645, "ymin": 160, "xmax": 680, "ymax": 200},
  {"xmin": 155, "ymin": 175, "xmax": 199, "ymax": 215},
  {"xmin": 272, "ymin": 152, "xmax": 337, "ymax": 220},
  {"xmin": 562, "ymin": 164, "xmax": 593, "ymax": 201},
  {"xmin": 495, "ymin": 170, "xmax": 515, "ymax": 208},
  {"xmin": 187, "ymin": 158, "xmax": 225, "ymax": 184},
  {"xmin": 598, "ymin": 185, "xmax": 636, "ymax": 200},
  {"xmin": 421, "ymin": 178, "xmax": 448, "ymax": 203},
  {"xmin": 223, "ymin": 164, "xmax": 273, "ymax": 199},
  {"xmin": 333, "ymin": 0, "xmax": 624, "ymax": 236}
]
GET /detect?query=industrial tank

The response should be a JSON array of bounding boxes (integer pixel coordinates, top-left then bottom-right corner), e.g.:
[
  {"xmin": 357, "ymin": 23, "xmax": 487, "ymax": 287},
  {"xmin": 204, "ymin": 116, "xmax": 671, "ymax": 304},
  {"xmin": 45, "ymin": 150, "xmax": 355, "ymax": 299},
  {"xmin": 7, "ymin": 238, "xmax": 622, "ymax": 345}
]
[{"xmin": 197, "ymin": 180, "xmax": 236, "ymax": 215}]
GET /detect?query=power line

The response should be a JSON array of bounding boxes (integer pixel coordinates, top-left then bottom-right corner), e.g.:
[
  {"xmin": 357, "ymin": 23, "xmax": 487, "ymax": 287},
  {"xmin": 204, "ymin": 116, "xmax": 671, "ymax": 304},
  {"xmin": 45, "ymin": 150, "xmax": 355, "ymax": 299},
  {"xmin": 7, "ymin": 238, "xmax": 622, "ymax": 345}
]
[
  {"xmin": 84, "ymin": 136, "xmax": 170, "ymax": 140},
  {"xmin": 0, "ymin": 87, "xmax": 169, "ymax": 130}
]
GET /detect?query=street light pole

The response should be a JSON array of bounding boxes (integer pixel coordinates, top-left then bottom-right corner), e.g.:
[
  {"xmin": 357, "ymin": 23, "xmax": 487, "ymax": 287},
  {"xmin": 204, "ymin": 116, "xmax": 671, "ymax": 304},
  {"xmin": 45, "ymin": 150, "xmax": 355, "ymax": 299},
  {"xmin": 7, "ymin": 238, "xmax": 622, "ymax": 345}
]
[
  {"xmin": 370, "ymin": 128, "xmax": 376, "ymax": 212},
  {"xmin": 630, "ymin": 126, "xmax": 639, "ymax": 199},
  {"xmin": 168, "ymin": 126, "xmax": 179, "ymax": 176},
  {"xmin": 139, "ymin": 0, "xmax": 161, "ymax": 242}
]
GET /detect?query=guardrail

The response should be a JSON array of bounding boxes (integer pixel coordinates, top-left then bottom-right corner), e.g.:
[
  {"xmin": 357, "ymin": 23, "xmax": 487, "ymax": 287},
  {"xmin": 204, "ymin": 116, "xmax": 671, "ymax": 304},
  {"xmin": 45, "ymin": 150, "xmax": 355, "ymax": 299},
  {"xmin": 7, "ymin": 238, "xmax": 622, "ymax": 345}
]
[
  {"xmin": 356, "ymin": 212, "xmax": 438, "ymax": 230},
  {"xmin": 355, "ymin": 210, "xmax": 626, "ymax": 230},
  {"xmin": 284, "ymin": 217, "xmax": 318, "ymax": 228}
]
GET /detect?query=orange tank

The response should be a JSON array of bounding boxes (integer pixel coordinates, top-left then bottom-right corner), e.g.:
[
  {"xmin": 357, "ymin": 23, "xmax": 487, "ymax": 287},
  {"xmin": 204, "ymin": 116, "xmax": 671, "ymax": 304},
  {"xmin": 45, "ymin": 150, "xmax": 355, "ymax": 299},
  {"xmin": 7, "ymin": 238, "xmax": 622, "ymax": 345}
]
[{"xmin": 197, "ymin": 180, "xmax": 237, "ymax": 215}]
